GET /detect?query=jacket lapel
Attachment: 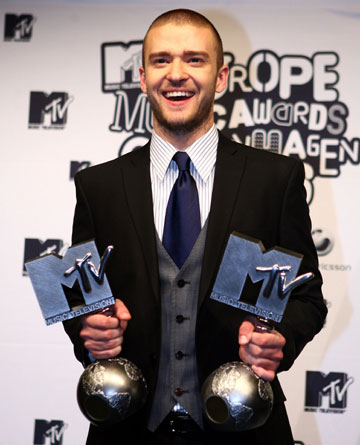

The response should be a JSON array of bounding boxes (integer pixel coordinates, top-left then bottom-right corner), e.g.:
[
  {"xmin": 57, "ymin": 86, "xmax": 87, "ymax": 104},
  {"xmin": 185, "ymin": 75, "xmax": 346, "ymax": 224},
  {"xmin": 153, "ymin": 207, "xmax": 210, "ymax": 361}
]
[
  {"xmin": 198, "ymin": 133, "xmax": 247, "ymax": 309},
  {"xmin": 121, "ymin": 143, "xmax": 160, "ymax": 301}
]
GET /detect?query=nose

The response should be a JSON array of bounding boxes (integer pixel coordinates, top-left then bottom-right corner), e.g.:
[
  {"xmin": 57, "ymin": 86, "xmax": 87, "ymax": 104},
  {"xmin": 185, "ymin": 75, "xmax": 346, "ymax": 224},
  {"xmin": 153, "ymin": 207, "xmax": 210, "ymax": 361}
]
[{"xmin": 166, "ymin": 58, "xmax": 189, "ymax": 83}]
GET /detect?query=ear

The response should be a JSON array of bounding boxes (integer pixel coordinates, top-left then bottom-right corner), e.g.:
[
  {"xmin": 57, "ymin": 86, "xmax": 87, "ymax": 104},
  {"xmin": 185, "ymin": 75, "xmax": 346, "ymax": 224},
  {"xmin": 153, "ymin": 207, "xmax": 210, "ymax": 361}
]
[
  {"xmin": 215, "ymin": 65, "xmax": 229, "ymax": 94},
  {"xmin": 139, "ymin": 66, "xmax": 147, "ymax": 94}
]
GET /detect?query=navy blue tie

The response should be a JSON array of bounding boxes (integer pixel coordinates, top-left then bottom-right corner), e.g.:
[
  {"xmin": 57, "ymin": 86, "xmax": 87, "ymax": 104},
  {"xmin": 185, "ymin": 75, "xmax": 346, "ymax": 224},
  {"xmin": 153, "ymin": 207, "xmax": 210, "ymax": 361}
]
[{"xmin": 163, "ymin": 152, "xmax": 201, "ymax": 268}]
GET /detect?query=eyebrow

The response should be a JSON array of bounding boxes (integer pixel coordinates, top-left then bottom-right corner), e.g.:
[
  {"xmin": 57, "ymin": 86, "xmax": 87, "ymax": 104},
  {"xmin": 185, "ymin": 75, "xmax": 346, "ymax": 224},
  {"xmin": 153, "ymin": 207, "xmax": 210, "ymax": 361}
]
[
  {"xmin": 148, "ymin": 50, "xmax": 210, "ymax": 60},
  {"xmin": 184, "ymin": 51, "xmax": 209, "ymax": 59}
]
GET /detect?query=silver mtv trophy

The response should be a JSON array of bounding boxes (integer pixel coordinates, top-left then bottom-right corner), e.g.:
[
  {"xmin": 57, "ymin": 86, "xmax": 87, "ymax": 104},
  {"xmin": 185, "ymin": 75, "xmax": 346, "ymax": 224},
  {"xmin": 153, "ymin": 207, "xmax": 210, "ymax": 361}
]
[
  {"xmin": 25, "ymin": 240, "xmax": 148, "ymax": 427},
  {"xmin": 201, "ymin": 232, "xmax": 313, "ymax": 432}
]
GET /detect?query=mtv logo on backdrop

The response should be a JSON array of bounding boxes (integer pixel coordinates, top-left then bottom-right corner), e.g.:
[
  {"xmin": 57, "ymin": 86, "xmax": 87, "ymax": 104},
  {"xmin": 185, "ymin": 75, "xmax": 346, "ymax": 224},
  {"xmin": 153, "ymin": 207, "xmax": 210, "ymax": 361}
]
[
  {"xmin": 70, "ymin": 160, "xmax": 91, "ymax": 179},
  {"xmin": 33, "ymin": 419, "xmax": 67, "ymax": 445},
  {"xmin": 101, "ymin": 40, "xmax": 152, "ymax": 153},
  {"xmin": 28, "ymin": 92, "xmax": 74, "ymax": 129},
  {"xmin": 101, "ymin": 41, "xmax": 143, "ymax": 92},
  {"xmin": 4, "ymin": 14, "xmax": 35, "ymax": 41},
  {"xmin": 23, "ymin": 238, "xmax": 67, "ymax": 276},
  {"xmin": 305, "ymin": 371, "xmax": 354, "ymax": 413}
]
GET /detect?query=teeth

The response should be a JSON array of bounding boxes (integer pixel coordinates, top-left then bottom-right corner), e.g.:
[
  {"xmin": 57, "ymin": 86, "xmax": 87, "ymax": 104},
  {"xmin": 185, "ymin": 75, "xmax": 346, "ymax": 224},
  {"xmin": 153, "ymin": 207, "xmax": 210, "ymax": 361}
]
[{"xmin": 165, "ymin": 91, "xmax": 193, "ymax": 98}]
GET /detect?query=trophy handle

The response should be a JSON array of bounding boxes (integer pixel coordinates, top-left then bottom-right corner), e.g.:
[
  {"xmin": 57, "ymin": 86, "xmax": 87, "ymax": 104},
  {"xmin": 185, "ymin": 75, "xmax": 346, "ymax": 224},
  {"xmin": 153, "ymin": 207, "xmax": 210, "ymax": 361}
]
[
  {"xmin": 253, "ymin": 316, "xmax": 275, "ymax": 333},
  {"xmin": 98, "ymin": 306, "xmax": 115, "ymax": 317}
]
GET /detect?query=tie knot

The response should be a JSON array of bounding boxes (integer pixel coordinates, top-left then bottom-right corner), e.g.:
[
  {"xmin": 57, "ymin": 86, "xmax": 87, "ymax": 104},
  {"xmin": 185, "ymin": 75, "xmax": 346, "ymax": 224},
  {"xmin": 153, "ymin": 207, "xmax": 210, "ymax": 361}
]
[{"xmin": 173, "ymin": 151, "xmax": 191, "ymax": 172}]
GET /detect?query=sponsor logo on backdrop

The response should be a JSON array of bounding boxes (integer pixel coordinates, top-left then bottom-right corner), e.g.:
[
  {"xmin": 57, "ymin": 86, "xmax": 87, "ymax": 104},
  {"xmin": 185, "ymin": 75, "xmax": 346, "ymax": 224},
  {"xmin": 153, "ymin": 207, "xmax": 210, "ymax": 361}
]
[
  {"xmin": 305, "ymin": 370, "xmax": 354, "ymax": 413},
  {"xmin": 23, "ymin": 238, "xmax": 68, "ymax": 275},
  {"xmin": 28, "ymin": 92, "xmax": 74, "ymax": 129},
  {"xmin": 33, "ymin": 419, "xmax": 67, "ymax": 445},
  {"xmin": 311, "ymin": 227, "xmax": 352, "ymax": 272},
  {"xmin": 312, "ymin": 228, "xmax": 334, "ymax": 256},
  {"xmin": 70, "ymin": 161, "xmax": 91, "ymax": 179},
  {"xmin": 4, "ymin": 13, "xmax": 35, "ymax": 41},
  {"xmin": 101, "ymin": 44, "xmax": 359, "ymax": 203}
]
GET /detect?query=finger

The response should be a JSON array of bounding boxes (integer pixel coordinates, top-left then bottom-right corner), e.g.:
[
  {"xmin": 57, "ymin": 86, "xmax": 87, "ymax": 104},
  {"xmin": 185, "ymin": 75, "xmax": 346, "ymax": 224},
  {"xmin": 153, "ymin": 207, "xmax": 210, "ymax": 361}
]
[
  {"xmin": 251, "ymin": 365, "xmax": 276, "ymax": 382},
  {"xmin": 83, "ymin": 332, "xmax": 125, "ymax": 359},
  {"xmin": 238, "ymin": 320, "xmax": 255, "ymax": 345},
  {"xmin": 239, "ymin": 346, "xmax": 280, "ymax": 381},
  {"xmin": 87, "ymin": 345, "xmax": 123, "ymax": 360},
  {"xmin": 84, "ymin": 335, "xmax": 124, "ymax": 353},
  {"xmin": 240, "ymin": 337, "xmax": 284, "ymax": 361},
  {"xmin": 119, "ymin": 319, "xmax": 129, "ymax": 332},
  {"xmin": 240, "ymin": 346, "xmax": 283, "ymax": 368},
  {"xmin": 239, "ymin": 342, "xmax": 283, "ymax": 382},
  {"xmin": 114, "ymin": 299, "xmax": 132, "ymax": 321},
  {"xmin": 80, "ymin": 323, "xmax": 123, "ymax": 342},
  {"xmin": 82, "ymin": 312, "xmax": 120, "ymax": 330},
  {"xmin": 250, "ymin": 331, "xmax": 286, "ymax": 349}
]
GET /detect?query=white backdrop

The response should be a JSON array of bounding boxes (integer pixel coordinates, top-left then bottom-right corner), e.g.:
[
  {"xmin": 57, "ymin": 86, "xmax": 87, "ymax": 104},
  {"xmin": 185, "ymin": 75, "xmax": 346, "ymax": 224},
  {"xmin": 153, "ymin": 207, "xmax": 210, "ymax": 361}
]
[{"xmin": 1, "ymin": 1, "xmax": 359, "ymax": 444}]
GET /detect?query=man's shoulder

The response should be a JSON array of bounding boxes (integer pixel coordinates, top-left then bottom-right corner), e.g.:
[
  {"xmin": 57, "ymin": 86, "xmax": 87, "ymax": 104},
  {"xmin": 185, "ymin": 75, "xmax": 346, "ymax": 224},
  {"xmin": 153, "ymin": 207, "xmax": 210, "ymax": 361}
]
[{"xmin": 74, "ymin": 142, "xmax": 150, "ymax": 182}]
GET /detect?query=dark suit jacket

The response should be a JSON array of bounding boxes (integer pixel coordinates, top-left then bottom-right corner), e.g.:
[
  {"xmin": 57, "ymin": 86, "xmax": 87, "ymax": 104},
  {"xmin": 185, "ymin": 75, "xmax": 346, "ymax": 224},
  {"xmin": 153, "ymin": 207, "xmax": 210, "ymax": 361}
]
[{"xmin": 63, "ymin": 132, "xmax": 327, "ymax": 443}]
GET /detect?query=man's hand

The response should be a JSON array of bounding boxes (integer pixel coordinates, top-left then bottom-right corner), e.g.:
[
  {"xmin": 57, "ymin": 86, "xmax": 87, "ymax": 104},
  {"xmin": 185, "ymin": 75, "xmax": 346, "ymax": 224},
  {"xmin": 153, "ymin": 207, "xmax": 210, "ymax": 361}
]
[
  {"xmin": 238, "ymin": 317, "xmax": 286, "ymax": 381},
  {"xmin": 80, "ymin": 299, "xmax": 131, "ymax": 359}
]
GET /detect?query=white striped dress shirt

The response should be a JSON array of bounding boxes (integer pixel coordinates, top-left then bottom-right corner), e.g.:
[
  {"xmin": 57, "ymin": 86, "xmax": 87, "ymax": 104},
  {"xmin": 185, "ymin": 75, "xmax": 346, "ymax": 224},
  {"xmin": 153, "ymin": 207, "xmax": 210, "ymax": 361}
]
[{"xmin": 150, "ymin": 125, "xmax": 218, "ymax": 240}]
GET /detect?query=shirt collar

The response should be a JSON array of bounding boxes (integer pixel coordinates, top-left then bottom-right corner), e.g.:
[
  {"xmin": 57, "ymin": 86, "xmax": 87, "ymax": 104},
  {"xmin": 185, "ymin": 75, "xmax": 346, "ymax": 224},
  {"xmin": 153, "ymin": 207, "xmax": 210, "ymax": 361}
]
[{"xmin": 150, "ymin": 125, "xmax": 218, "ymax": 182}]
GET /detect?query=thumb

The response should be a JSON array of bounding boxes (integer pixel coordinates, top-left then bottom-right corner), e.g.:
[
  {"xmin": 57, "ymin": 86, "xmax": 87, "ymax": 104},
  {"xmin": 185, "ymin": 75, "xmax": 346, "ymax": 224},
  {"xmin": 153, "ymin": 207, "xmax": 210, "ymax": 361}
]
[
  {"xmin": 238, "ymin": 320, "xmax": 255, "ymax": 345},
  {"xmin": 114, "ymin": 298, "xmax": 132, "ymax": 321}
]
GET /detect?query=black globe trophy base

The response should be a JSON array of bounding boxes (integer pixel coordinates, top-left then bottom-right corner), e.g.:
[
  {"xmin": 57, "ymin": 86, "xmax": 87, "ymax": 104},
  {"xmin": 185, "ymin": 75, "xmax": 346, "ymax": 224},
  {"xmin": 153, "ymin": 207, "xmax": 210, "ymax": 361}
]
[
  {"xmin": 77, "ymin": 357, "xmax": 148, "ymax": 427},
  {"xmin": 201, "ymin": 361, "xmax": 273, "ymax": 432}
]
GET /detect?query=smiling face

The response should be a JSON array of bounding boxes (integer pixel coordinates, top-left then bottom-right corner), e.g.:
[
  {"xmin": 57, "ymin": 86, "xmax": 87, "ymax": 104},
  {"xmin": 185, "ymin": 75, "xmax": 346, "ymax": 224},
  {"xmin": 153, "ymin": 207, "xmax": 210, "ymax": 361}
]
[{"xmin": 140, "ymin": 23, "xmax": 229, "ymax": 148}]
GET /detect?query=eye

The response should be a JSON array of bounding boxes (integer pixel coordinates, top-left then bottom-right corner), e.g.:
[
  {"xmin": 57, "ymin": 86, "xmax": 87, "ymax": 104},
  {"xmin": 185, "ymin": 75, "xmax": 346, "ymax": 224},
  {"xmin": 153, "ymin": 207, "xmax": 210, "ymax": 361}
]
[
  {"xmin": 156, "ymin": 58, "xmax": 168, "ymax": 64},
  {"xmin": 189, "ymin": 57, "xmax": 202, "ymax": 64},
  {"xmin": 149, "ymin": 55, "xmax": 170, "ymax": 67}
]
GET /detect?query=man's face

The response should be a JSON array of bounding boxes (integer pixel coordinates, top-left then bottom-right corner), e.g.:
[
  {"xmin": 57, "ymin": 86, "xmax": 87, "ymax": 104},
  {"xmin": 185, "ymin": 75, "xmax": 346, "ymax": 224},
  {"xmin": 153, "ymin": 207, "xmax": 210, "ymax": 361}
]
[{"xmin": 140, "ymin": 23, "xmax": 228, "ymax": 140}]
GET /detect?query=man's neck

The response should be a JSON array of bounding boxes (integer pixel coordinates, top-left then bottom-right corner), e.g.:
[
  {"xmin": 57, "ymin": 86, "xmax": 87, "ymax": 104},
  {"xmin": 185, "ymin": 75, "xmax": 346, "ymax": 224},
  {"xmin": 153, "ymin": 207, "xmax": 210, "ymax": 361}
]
[{"xmin": 153, "ymin": 121, "xmax": 214, "ymax": 151}]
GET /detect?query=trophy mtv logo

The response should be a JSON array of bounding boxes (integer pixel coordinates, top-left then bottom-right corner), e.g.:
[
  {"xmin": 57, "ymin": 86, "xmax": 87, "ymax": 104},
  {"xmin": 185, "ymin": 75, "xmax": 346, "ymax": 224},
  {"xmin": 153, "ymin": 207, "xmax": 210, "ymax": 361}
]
[
  {"xmin": 25, "ymin": 241, "xmax": 114, "ymax": 325},
  {"xmin": 210, "ymin": 232, "xmax": 312, "ymax": 323},
  {"xmin": 305, "ymin": 371, "xmax": 354, "ymax": 413},
  {"xmin": 28, "ymin": 92, "xmax": 74, "ymax": 129},
  {"xmin": 33, "ymin": 419, "xmax": 67, "ymax": 445},
  {"xmin": 102, "ymin": 44, "xmax": 359, "ymax": 204},
  {"xmin": 4, "ymin": 13, "xmax": 35, "ymax": 41},
  {"xmin": 23, "ymin": 238, "xmax": 68, "ymax": 275}
]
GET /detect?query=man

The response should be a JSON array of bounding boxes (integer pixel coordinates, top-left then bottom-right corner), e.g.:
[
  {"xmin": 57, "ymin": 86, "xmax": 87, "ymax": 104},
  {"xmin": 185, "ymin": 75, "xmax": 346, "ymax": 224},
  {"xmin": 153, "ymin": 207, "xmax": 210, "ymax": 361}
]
[{"xmin": 64, "ymin": 9, "xmax": 327, "ymax": 445}]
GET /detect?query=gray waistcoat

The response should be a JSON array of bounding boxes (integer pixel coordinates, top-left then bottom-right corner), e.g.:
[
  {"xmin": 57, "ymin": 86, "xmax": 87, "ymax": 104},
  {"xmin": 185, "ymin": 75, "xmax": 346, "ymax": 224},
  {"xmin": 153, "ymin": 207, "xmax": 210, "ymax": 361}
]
[{"xmin": 147, "ymin": 221, "xmax": 208, "ymax": 432}]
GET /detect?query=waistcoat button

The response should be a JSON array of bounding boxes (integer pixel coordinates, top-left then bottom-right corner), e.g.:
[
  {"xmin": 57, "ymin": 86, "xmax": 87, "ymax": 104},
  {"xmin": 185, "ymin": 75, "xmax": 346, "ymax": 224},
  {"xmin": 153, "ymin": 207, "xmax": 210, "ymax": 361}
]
[
  {"xmin": 175, "ymin": 351, "xmax": 184, "ymax": 360},
  {"xmin": 177, "ymin": 279, "xmax": 186, "ymax": 287},
  {"xmin": 174, "ymin": 387, "xmax": 184, "ymax": 396},
  {"xmin": 176, "ymin": 315, "xmax": 184, "ymax": 323}
]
